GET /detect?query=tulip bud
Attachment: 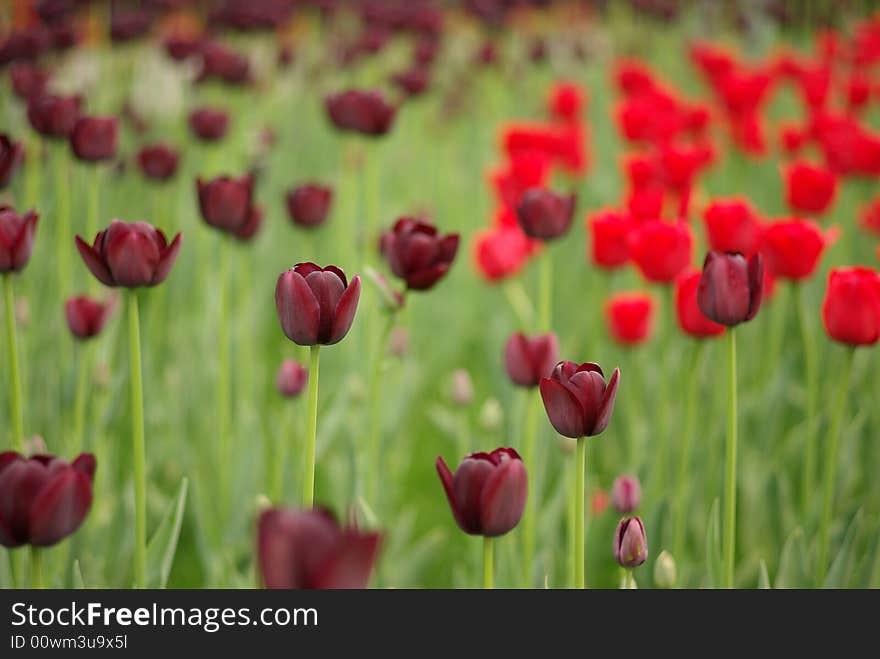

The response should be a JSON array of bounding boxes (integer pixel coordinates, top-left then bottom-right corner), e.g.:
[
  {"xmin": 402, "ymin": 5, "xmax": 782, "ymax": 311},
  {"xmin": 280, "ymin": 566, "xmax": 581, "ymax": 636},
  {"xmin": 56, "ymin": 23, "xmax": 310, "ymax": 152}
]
[
  {"xmin": 276, "ymin": 359, "xmax": 308, "ymax": 398},
  {"xmin": 325, "ymin": 89, "xmax": 396, "ymax": 137},
  {"xmin": 702, "ymin": 198, "xmax": 762, "ymax": 257},
  {"xmin": 69, "ymin": 116, "xmax": 118, "ymax": 163},
  {"xmin": 630, "ymin": 220, "xmax": 693, "ymax": 283},
  {"xmin": 197, "ymin": 175, "xmax": 254, "ymax": 235},
  {"xmin": 588, "ymin": 209, "xmax": 632, "ymax": 270},
  {"xmin": 479, "ymin": 398, "xmax": 504, "ymax": 432},
  {"xmin": 515, "ymin": 188, "xmax": 576, "ymax": 241},
  {"xmin": 611, "ymin": 475, "xmax": 641, "ymax": 514},
  {"xmin": 540, "ymin": 361, "xmax": 620, "ymax": 439},
  {"xmin": 9, "ymin": 63, "xmax": 49, "ymax": 100},
  {"xmin": 0, "ymin": 206, "xmax": 39, "ymax": 273},
  {"xmin": 449, "ymin": 369, "xmax": 474, "ymax": 407},
  {"xmin": 613, "ymin": 516, "xmax": 648, "ymax": 568},
  {"xmin": 286, "ymin": 183, "xmax": 333, "ymax": 228},
  {"xmin": 379, "ymin": 217, "xmax": 459, "ymax": 291},
  {"xmin": 760, "ymin": 218, "xmax": 833, "ymax": 281},
  {"xmin": 0, "ymin": 134, "xmax": 24, "ymax": 189},
  {"xmin": 821, "ymin": 267, "xmax": 880, "ymax": 346},
  {"xmin": 188, "ymin": 107, "xmax": 229, "ymax": 142},
  {"xmin": 784, "ymin": 161, "xmax": 837, "ymax": 215},
  {"xmin": 653, "ymin": 549, "xmax": 677, "ymax": 588},
  {"xmin": 605, "ymin": 292, "xmax": 655, "ymax": 346},
  {"xmin": 392, "ymin": 67, "xmax": 430, "ymax": 97},
  {"xmin": 26, "ymin": 94, "xmax": 81, "ymax": 139},
  {"xmin": 503, "ymin": 332, "xmax": 559, "ymax": 388},
  {"xmin": 697, "ymin": 251, "xmax": 763, "ymax": 326},
  {"xmin": 64, "ymin": 295, "xmax": 116, "ymax": 340},
  {"xmin": 137, "ymin": 144, "xmax": 179, "ymax": 182}
]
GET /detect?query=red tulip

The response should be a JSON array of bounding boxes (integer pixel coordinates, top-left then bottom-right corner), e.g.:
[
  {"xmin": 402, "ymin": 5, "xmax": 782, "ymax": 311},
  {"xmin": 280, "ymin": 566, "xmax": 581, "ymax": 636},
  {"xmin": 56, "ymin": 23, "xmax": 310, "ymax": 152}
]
[
  {"xmin": 821, "ymin": 267, "xmax": 880, "ymax": 346},
  {"xmin": 325, "ymin": 89, "xmax": 396, "ymax": 137},
  {"xmin": 188, "ymin": 107, "xmax": 229, "ymax": 142},
  {"xmin": 540, "ymin": 361, "xmax": 620, "ymax": 439},
  {"xmin": 286, "ymin": 183, "xmax": 333, "ymax": 228},
  {"xmin": 674, "ymin": 269, "xmax": 725, "ymax": 338},
  {"xmin": 702, "ymin": 198, "xmax": 762, "ymax": 257},
  {"xmin": 197, "ymin": 175, "xmax": 254, "ymax": 234},
  {"xmin": 515, "ymin": 188, "xmax": 576, "ymax": 241},
  {"xmin": 626, "ymin": 185, "xmax": 664, "ymax": 223},
  {"xmin": 0, "ymin": 452, "xmax": 96, "ymax": 548},
  {"xmin": 588, "ymin": 209, "xmax": 633, "ymax": 269},
  {"xmin": 611, "ymin": 475, "xmax": 641, "ymax": 514},
  {"xmin": 436, "ymin": 448, "xmax": 528, "ymax": 537},
  {"xmin": 379, "ymin": 217, "xmax": 459, "ymax": 291},
  {"xmin": 75, "ymin": 220, "xmax": 182, "ymax": 288},
  {"xmin": 489, "ymin": 150, "xmax": 551, "ymax": 209},
  {"xmin": 697, "ymin": 251, "xmax": 763, "ymax": 326},
  {"xmin": 391, "ymin": 67, "xmax": 430, "ymax": 97},
  {"xmin": 9, "ymin": 63, "xmax": 49, "ymax": 100},
  {"xmin": 548, "ymin": 81, "xmax": 584, "ymax": 123},
  {"xmin": 198, "ymin": 41, "xmax": 250, "ymax": 85},
  {"xmin": 275, "ymin": 263, "xmax": 361, "ymax": 346},
  {"xmin": 69, "ymin": 116, "xmax": 118, "ymax": 163},
  {"xmin": 605, "ymin": 292, "xmax": 655, "ymax": 346},
  {"xmin": 783, "ymin": 161, "xmax": 837, "ymax": 215},
  {"xmin": 137, "ymin": 144, "xmax": 179, "ymax": 182},
  {"xmin": 64, "ymin": 295, "xmax": 115, "ymax": 340},
  {"xmin": 257, "ymin": 507, "xmax": 381, "ymax": 589},
  {"xmin": 503, "ymin": 332, "xmax": 559, "ymax": 388},
  {"xmin": 276, "ymin": 359, "xmax": 308, "ymax": 398},
  {"xmin": 630, "ymin": 220, "xmax": 693, "ymax": 283},
  {"xmin": 164, "ymin": 33, "xmax": 203, "ymax": 61},
  {"xmin": 26, "ymin": 93, "xmax": 81, "ymax": 139},
  {"xmin": 860, "ymin": 197, "xmax": 880, "ymax": 236},
  {"xmin": 0, "ymin": 206, "xmax": 38, "ymax": 273},
  {"xmin": 613, "ymin": 516, "xmax": 648, "ymax": 568},
  {"xmin": 760, "ymin": 218, "xmax": 833, "ymax": 281},
  {"xmin": 0, "ymin": 134, "xmax": 24, "ymax": 189},
  {"xmin": 473, "ymin": 224, "xmax": 536, "ymax": 282},
  {"xmin": 779, "ymin": 122, "xmax": 808, "ymax": 155}
]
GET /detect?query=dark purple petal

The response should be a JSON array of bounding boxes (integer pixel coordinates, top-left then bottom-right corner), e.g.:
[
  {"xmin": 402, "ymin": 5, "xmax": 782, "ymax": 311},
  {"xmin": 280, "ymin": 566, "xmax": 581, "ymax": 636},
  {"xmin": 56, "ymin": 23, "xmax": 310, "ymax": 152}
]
[
  {"xmin": 540, "ymin": 377, "xmax": 586, "ymax": 439},
  {"xmin": 328, "ymin": 275, "xmax": 361, "ymax": 345},
  {"xmin": 276, "ymin": 270, "xmax": 321, "ymax": 346},
  {"xmin": 479, "ymin": 458, "xmax": 527, "ymax": 537}
]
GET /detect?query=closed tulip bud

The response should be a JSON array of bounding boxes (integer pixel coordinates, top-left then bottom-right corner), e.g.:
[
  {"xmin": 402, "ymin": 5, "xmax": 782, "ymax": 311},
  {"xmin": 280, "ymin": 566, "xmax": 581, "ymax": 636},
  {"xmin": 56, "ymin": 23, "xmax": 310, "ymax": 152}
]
[
  {"xmin": 379, "ymin": 217, "xmax": 459, "ymax": 291},
  {"xmin": 702, "ymin": 198, "xmax": 762, "ymax": 257},
  {"xmin": 0, "ymin": 134, "xmax": 24, "ymax": 189},
  {"xmin": 9, "ymin": 63, "xmax": 50, "ymax": 100},
  {"xmin": 436, "ymin": 448, "xmax": 528, "ymax": 537},
  {"xmin": 392, "ymin": 67, "xmax": 430, "ymax": 97},
  {"xmin": 286, "ymin": 183, "xmax": 333, "ymax": 228},
  {"xmin": 613, "ymin": 516, "xmax": 648, "ymax": 568},
  {"xmin": 450, "ymin": 368, "xmax": 474, "ymax": 406},
  {"xmin": 275, "ymin": 263, "xmax": 361, "ymax": 346},
  {"xmin": 503, "ymin": 332, "xmax": 559, "ymax": 387},
  {"xmin": 515, "ymin": 188, "xmax": 576, "ymax": 241},
  {"xmin": 325, "ymin": 89, "xmax": 396, "ymax": 137},
  {"xmin": 630, "ymin": 220, "xmax": 693, "ymax": 283},
  {"xmin": 697, "ymin": 251, "xmax": 763, "ymax": 326},
  {"xmin": 75, "ymin": 220, "xmax": 182, "ymax": 288},
  {"xmin": 479, "ymin": 398, "xmax": 504, "ymax": 432},
  {"xmin": 821, "ymin": 267, "xmax": 880, "ymax": 346},
  {"xmin": 540, "ymin": 361, "xmax": 620, "ymax": 439},
  {"xmin": 69, "ymin": 116, "xmax": 118, "ymax": 163},
  {"xmin": 276, "ymin": 359, "xmax": 308, "ymax": 398},
  {"xmin": 784, "ymin": 161, "xmax": 837, "ymax": 215},
  {"xmin": 0, "ymin": 452, "xmax": 96, "ymax": 548},
  {"xmin": 188, "ymin": 108, "xmax": 229, "ymax": 142},
  {"xmin": 653, "ymin": 549, "xmax": 677, "ymax": 588},
  {"xmin": 611, "ymin": 475, "xmax": 641, "ymax": 514},
  {"xmin": 605, "ymin": 292, "xmax": 655, "ymax": 346},
  {"xmin": 64, "ymin": 295, "xmax": 116, "ymax": 340},
  {"xmin": 257, "ymin": 507, "xmax": 381, "ymax": 589},
  {"xmin": 588, "ymin": 209, "xmax": 633, "ymax": 269},
  {"xmin": 0, "ymin": 206, "xmax": 39, "ymax": 273},
  {"xmin": 137, "ymin": 144, "xmax": 179, "ymax": 182},
  {"xmin": 674, "ymin": 269, "xmax": 725, "ymax": 338},
  {"xmin": 26, "ymin": 93, "xmax": 81, "ymax": 139},
  {"xmin": 197, "ymin": 175, "xmax": 254, "ymax": 234},
  {"xmin": 760, "ymin": 219, "xmax": 834, "ymax": 281},
  {"xmin": 198, "ymin": 42, "xmax": 250, "ymax": 85}
]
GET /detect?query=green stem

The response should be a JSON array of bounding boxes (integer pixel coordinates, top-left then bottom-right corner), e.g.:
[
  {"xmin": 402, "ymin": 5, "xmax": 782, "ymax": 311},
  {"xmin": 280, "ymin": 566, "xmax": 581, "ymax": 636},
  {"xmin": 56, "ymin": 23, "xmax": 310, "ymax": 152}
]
[
  {"xmin": 128, "ymin": 291, "xmax": 146, "ymax": 589},
  {"xmin": 24, "ymin": 134, "xmax": 40, "ymax": 209},
  {"xmin": 537, "ymin": 248, "xmax": 553, "ymax": 332},
  {"xmin": 303, "ymin": 345, "xmax": 321, "ymax": 507},
  {"xmin": 816, "ymin": 346, "xmax": 856, "ymax": 587},
  {"xmin": 575, "ymin": 437, "xmax": 586, "ymax": 589},
  {"xmin": 29, "ymin": 547, "xmax": 42, "ymax": 589},
  {"xmin": 55, "ymin": 145, "xmax": 72, "ymax": 296},
  {"xmin": 520, "ymin": 390, "xmax": 540, "ymax": 588},
  {"xmin": 216, "ymin": 242, "xmax": 231, "ymax": 491},
  {"xmin": 270, "ymin": 404, "xmax": 294, "ymax": 503},
  {"xmin": 483, "ymin": 536, "xmax": 494, "ymax": 589},
  {"xmin": 3, "ymin": 274, "xmax": 23, "ymax": 451},
  {"xmin": 501, "ymin": 280, "xmax": 534, "ymax": 329},
  {"xmin": 87, "ymin": 165, "xmax": 100, "ymax": 243},
  {"xmin": 723, "ymin": 328, "xmax": 738, "ymax": 589},
  {"xmin": 795, "ymin": 284, "xmax": 818, "ymax": 517},
  {"xmin": 71, "ymin": 343, "xmax": 90, "ymax": 455},
  {"xmin": 367, "ymin": 314, "xmax": 395, "ymax": 505}
]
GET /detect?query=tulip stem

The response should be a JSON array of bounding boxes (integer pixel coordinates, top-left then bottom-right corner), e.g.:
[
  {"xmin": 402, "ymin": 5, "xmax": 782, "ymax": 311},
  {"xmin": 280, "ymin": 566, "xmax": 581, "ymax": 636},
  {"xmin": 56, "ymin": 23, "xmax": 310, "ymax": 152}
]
[
  {"xmin": 128, "ymin": 290, "xmax": 147, "ymax": 589},
  {"xmin": 795, "ymin": 284, "xmax": 818, "ymax": 518},
  {"xmin": 816, "ymin": 346, "xmax": 856, "ymax": 587},
  {"xmin": 86, "ymin": 165, "xmax": 100, "ymax": 245},
  {"xmin": 367, "ymin": 313, "xmax": 395, "ymax": 506},
  {"xmin": 723, "ymin": 328, "xmax": 737, "ymax": 589},
  {"xmin": 71, "ymin": 343, "xmax": 90, "ymax": 455},
  {"xmin": 575, "ymin": 436, "xmax": 586, "ymax": 589},
  {"xmin": 29, "ymin": 547, "xmax": 42, "ymax": 589},
  {"xmin": 483, "ymin": 536, "xmax": 494, "ymax": 589},
  {"xmin": 3, "ymin": 274, "xmax": 23, "ymax": 451},
  {"xmin": 520, "ymin": 389, "xmax": 541, "ymax": 588},
  {"xmin": 537, "ymin": 249, "xmax": 553, "ymax": 332},
  {"xmin": 303, "ymin": 345, "xmax": 321, "ymax": 508},
  {"xmin": 216, "ymin": 241, "xmax": 232, "ymax": 497},
  {"xmin": 24, "ymin": 133, "xmax": 40, "ymax": 209},
  {"xmin": 55, "ymin": 145, "xmax": 72, "ymax": 296}
]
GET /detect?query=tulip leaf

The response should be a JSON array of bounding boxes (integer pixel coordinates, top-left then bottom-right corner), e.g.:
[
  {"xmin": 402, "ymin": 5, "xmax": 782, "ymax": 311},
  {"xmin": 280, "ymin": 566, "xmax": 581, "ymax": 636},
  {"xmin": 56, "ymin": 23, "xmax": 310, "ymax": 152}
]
[
  {"xmin": 775, "ymin": 528, "xmax": 808, "ymax": 589},
  {"xmin": 705, "ymin": 498, "xmax": 721, "ymax": 588},
  {"xmin": 823, "ymin": 508, "xmax": 863, "ymax": 589},
  {"xmin": 72, "ymin": 560, "xmax": 86, "ymax": 589},
  {"xmin": 758, "ymin": 559, "xmax": 771, "ymax": 589},
  {"xmin": 866, "ymin": 527, "xmax": 880, "ymax": 588},
  {"xmin": 146, "ymin": 477, "xmax": 189, "ymax": 589}
]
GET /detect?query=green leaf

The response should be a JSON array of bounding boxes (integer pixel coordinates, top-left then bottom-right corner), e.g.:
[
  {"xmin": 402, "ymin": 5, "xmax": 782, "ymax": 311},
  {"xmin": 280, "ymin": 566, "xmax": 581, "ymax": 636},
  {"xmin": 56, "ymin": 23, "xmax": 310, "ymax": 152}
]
[
  {"xmin": 823, "ymin": 509, "xmax": 863, "ymax": 589},
  {"xmin": 146, "ymin": 477, "xmax": 189, "ymax": 589},
  {"xmin": 705, "ymin": 498, "xmax": 721, "ymax": 588},
  {"xmin": 758, "ymin": 560, "xmax": 770, "ymax": 589},
  {"xmin": 775, "ymin": 528, "xmax": 808, "ymax": 589},
  {"xmin": 72, "ymin": 560, "xmax": 86, "ymax": 589}
]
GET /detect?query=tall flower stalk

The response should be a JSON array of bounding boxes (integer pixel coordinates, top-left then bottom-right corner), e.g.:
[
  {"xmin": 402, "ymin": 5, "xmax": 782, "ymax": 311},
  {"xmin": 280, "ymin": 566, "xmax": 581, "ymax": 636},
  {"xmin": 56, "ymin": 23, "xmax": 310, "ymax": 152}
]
[
  {"xmin": 3, "ymin": 274, "xmax": 24, "ymax": 452},
  {"xmin": 723, "ymin": 328, "xmax": 738, "ymax": 588},
  {"xmin": 128, "ymin": 290, "xmax": 147, "ymax": 588},
  {"xmin": 303, "ymin": 345, "xmax": 321, "ymax": 507}
]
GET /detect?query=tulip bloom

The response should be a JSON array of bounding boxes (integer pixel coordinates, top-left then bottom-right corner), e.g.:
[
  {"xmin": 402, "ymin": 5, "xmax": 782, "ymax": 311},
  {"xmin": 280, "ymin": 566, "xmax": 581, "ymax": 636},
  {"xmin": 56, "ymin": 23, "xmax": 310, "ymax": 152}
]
[
  {"xmin": 325, "ymin": 89, "xmax": 396, "ymax": 137},
  {"xmin": 379, "ymin": 217, "xmax": 459, "ymax": 291},
  {"xmin": 26, "ymin": 94, "xmax": 81, "ymax": 139},
  {"xmin": 0, "ymin": 134, "xmax": 24, "ymax": 189},
  {"xmin": 188, "ymin": 108, "xmax": 229, "ymax": 142},
  {"xmin": 515, "ymin": 188, "xmax": 576, "ymax": 241},
  {"xmin": 473, "ymin": 225, "xmax": 536, "ymax": 282},
  {"xmin": 197, "ymin": 175, "xmax": 254, "ymax": 234},
  {"xmin": 75, "ymin": 220, "xmax": 182, "ymax": 288},
  {"xmin": 588, "ymin": 210, "xmax": 633, "ymax": 269},
  {"xmin": 548, "ymin": 81, "xmax": 584, "ymax": 123},
  {"xmin": 64, "ymin": 295, "xmax": 115, "ymax": 340},
  {"xmin": 611, "ymin": 476, "xmax": 641, "ymax": 514},
  {"xmin": 605, "ymin": 292, "xmax": 655, "ymax": 346},
  {"xmin": 674, "ymin": 269, "xmax": 725, "ymax": 338},
  {"xmin": 540, "ymin": 361, "xmax": 620, "ymax": 439},
  {"xmin": 760, "ymin": 219, "xmax": 832, "ymax": 281},
  {"xmin": 503, "ymin": 332, "xmax": 559, "ymax": 388},
  {"xmin": 821, "ymin": 267, "xmax": 880, "ymax": 346},
  {"xmin": 9, "ymin": 63, "xmax": 49, "ymax": 100},
  {"xmin": 702, "ymin": 198, "xmax": 762, "ymax": 257},
  {"xmin": 69, "ymin": 116, "xmax": 118, "ymax": 163},
  {"xmin": 860, "ymin": 197, "xmax": 880, "ymax": 236},
  {"xmin": 783, "ymin": 161, "xmax": 837, "ymax": 215},
  {"xmin": 630, "ymin": 220, "xmax": 693, "ymax": 283},
  {"xmin": 276, "ymin": 359, "xmax": 308, "ymax": 398},
  {"xmin": 137, "ymin": 144, "xmax": 179, "ymax": 182},
  {"xmin": 257, "ymin": 508, "xmax": 381, "ymax": 589},
  {"xmin": 697, "ymin": 252, "xmax": 763, "ymax": 326},
  {"xmin": 0, "ymin": 452, "xmax": 96, "ymax": 548},
  {"xmin": 436, "ymin": 448, "xmax": 528, "ymax": 537},
  {"xmin": 0, "ymin": 207, "xmax": 38, "ymax": 273},
  {"xmin": 614, "ymin": 516, "xmax": 648, "ymax": 569},
  {"xmin": 286, "ymin": 183, "xmax": 333, "ymax": 228}
]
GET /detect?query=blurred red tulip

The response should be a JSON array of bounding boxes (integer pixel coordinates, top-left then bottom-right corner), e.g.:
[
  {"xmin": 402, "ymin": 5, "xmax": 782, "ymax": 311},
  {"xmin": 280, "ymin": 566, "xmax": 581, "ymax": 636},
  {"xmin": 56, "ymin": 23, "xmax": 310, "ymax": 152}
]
[
  {"xmin": 540, "ymin": 361, "xmax": 620, "ymax": 439},
  {"xmin": 164, "ymin": 33, "xmax": 203, "ymax": 61},
  {"xmin": 588, "ymin": 209, "xmax": 633, "ymax": 270},
  {"xmin": 26, "ymin": 93, "xmax": 81, "ymax": 139},
  {"xmin": 70, "ymin": 116, "xmax": 119, "ymax": 163},
  {"xmin": 697, "ymin": 251, "xmax": 763, "ymax": 326},
  {"xmin": 779, "ymin": 122, "xmax": 808, "ymax": 155},
  {"xmin": 605, "ymin": 292, "xmax": 655, "ymax": 346},
  {"xmin": 860, "ymin": 196, "xmax": 880, "ymax": 236},
  {"xmin": 702, "ymin": 198, "xmax": 762, "ymax": 257},
  {"xmin": 630, "ymin": 220, "xmax": 693, "ymax": 283},
  {"xmin": 188, "ymin": 108, "xmax": 229, "ymax": 142},
  {"xmin": 548, "ymin": 81, "xmax": 584, "ymax": 123},
  {"xmin": 783, "ymin": 161, "xmax": 837, "ymax": 215},
  {"xmin": 0, "ymin": 134, "xmax": 24, "ymax": 189},
  {"xmin": 503, "ymin": 332, "xmax": 559, "ymax": 388},
  {"xmin": 64, "ymin": 295, "xmax": 115, "ymax": 340},
  {"xmin": 197, "ymin": 175, "xmax": 254, "ymax": 234},
  {"xmin": 391, "ymin": 67, "xmax": 430, "ymax": 97},
  {"xmin": 626, "ymin": 186, "xmax": 664, "ymax": 222},
  {"xmin": 846, "ymin": 74, "xmax": 871, "ymax": 111},
  {"xmin": 234, "ymin": 205, "xmax": 263, "ymax": 242},
  {"xmin": 0, "ymin": 206, "xmax": 38, "ymax": 273},
  {"xmin": 821, "ymin": 267, "xmax": 880, "ymax": 346},
  {"xmin": 473, "ymin": 224, "xmax": 535, "ymax": 282},
  {"xmin": 286, "ymin": 183, "xmax": 333, "ymax": 228},
  {"xmin": 325, "ymin": 89, "xmax": 396, "ymax": 137},
  {"xmin": 611, "ymin": 475, "xmax": 641, "ymax": 514},
  {"xmin": 198, "ymin": 42, "xmax": 250, "ymax": 85},
  {"xmin": 9, "ymin": 63, "xmax": 49, "ymax": 100},
  {"xmin": 379, "ymin": 217, "xmax": 459, "ymax": 291},
  {"xmin": 276, "ymin": 359, "xmax": 308, "ymax": 398},
  {"xmin": 761, "ymin": 218, "xmax": 834, "ymax": 281},
  {"xmin": 489, "ymin": 150, "xmax": 551, "ymax": 209},
  {"xmin": 674, "ymin": 269, "xmax": 725, "ymax": 338},
  {"xmin": 137, "ymin": 144, "xmax": 179, "ymax": 182},
  {"xmin": 515, "ymin": 188, "xmax": 576, "ymax": 241}
]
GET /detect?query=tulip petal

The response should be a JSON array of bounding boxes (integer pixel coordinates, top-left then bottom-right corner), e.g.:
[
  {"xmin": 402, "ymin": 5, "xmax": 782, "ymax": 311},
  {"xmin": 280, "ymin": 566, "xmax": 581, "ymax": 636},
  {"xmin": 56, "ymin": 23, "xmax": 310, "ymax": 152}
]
[
  {"xmin": 593, "ymin": 367, "xmax": 620, "ymax": 436},
  {"xmin": 565, "ymin": 369, "xmax": 607, "ymax": 434},
  {"xmin": 504, "ymin": 333, "xmax": 535, "ymax": 386},
  {"xmin": 275, "ymin": 270, "xmax": 321, "ymax": 346},
  {"xmin": 452, "ymin": 457, "xmax": 495, "ymax": 534},
  {"xmin": 328, "ymin": 275, "xmax": 361, "ymax": 345},
  {"xmin": 437, "ymin": 234, "xmax": 460, "ymax": 262},
  {"xmin": 406, "ymin": 263, "xmax": 449, "ymax": 290},
  {"xmin": 746, "ymin": 253, "xmax": 763, "ymax": 321},
  {"xmin": 75, "ymin": 235, "xmax": 115, "ymax": 286},
  {"xmin": 539, "ymin": 377, "xmax": 586, "ymax": 439},
  {"xmin": 72, "ymin": 454, "xmax": 97, "ymax": 480},
  {"xmin": 479, "ymin": 459, "xmax": 527, "ymax": 537},
  {"xmin": 153, "ymin": 232, "xmax": 182, "ymax": 285},
  {"xmin": 257, "ymin": 509, "xmax": 300, "ymax": 588},
  {"xmin": 0, "ymin": 459, "xmax": 48, "ymax": 548},
  {"xmin": 28, "ymin": 469, "xmax": 93, "ymax": 547},
  {"xmin": 315, "ymin": 532, "xmax": 381, "ymax": 589}
]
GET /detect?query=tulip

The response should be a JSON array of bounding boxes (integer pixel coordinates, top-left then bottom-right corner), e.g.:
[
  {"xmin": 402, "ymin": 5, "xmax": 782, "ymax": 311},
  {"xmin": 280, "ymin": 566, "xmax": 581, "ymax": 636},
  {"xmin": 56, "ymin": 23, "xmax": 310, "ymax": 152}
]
[
  {"xmin": 760, "ymin": 218, "xmax": 832, "ymax": 281},
  {"xmin": 674, "ymin": 269, "xmax": 725, "ymax": 338},
  {"xmin": 379, "ymin": 217, "xmax": 459, "ymax": 291},
  {"xmin": 69, "ymin": 116, "xmax": 118, "ymax": 163},
  {"xmin": 697, "ymin": 251, "xmax": 763, "ymax": 327},
  {"xmin": 548, "ymin": 82, "xmax": 584, "ymax": 123},
  {"xmin": 75, "ymin": 220, "xmax": 182, "ymax": 288},
  {"xmin": 860, "ymin": 197, "xmax": 880, "ymax": 237},
  {"xmin": 515, "ymin": 188, "xmax": 576, "ymax": 241},
  {"xmin": 605, "ymin": 292, "xmax": 655, "ymax": 346},
  {"xmin": 64, "ymin": 295, "xmax": 115, "ymax": 340},
  {"xmin": 588, "ymin": 209, "xmax": 633, "ymax": 269},
  {"xmin": 0, "ymin": 207, "xmax": 39, "ymax": 274},
  {"xmin": 276, "ymin": 359, "xmax": 308, "ymax": 398},
  {"xmin": 257, "ymin": 507, "xmax": 381, "ymax": 589},
  {"xmin": 325, "ymin": 89, "xmax": 396, "ymax": 137},
  {"xmin": 654, "ymin": 550, "xmax": 677, "ymax": 588},
  {"xmin": 137, "ymin": 144, "xmax": 179, "ymax": 182},
  {"xmin": 391, "ymin": 67, "xmax": 430, "ymax": 97},
  {"xmin": 9, "ymin": 63, "xmax": 49, "ymax": 100},
  {"xmin": 26, "ymin": 94, "xmax": 81, "ymax": 139},
  {"xmin": 503, "ymin": 332, "xmax": 559, "ymax": 388},
  {"xmin": 614, "ymin": 516, "xmax": 648, "ymax": 569},
  {"xmin": 188, "ymin": 108, "xmax": 229, "ymax": 142},
  {"xmin": 196, "ymin": 175, "xmax": 254, "ymax": 234},
  {"xmin": 0, "ymin": 452, "xmax": 96, "ymax": 550},
  {"xmin": 285, "ymin": 183, "xmax": 333, "ymax": 228},
  {"xmin": 540, "ymin": 361, "xmax": 620, "ymax": 440},
  {"xmin": 783, "ymin": 161, "xmax": 837, "ymax": 215},
  {"xmin": 821, "ymin": 267, "xmax": 880, "ymax": 346},
  {"xmin": 630, "ymin": 220, "xmax": 693, "ymax": 283},
  {"xmin": 198, "ymin": 42, "xmax": 250, "ymax": 85},
  {"xmin": 611, "ymin": 475, "xmax": 641, "ymax": 514},
  {"xmin": 702, "ymin": 199, "xmax": 762, "ymax": 257},
  {"xmin": 473, "ymin": 224, "xmax": 536, "ymax": 283},
  {"xmin": 0, "ymin": 134, "xmax": 24, "ymax": 189}
]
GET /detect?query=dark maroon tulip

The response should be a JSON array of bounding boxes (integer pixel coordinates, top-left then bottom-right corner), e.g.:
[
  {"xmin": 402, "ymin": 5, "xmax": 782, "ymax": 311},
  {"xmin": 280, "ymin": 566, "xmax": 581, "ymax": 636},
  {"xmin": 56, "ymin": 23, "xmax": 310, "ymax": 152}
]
[
  {"xmin": 136, "ymin": 144, "xmax": 179, "ymax": 182},
  {"xmin": 540, "ymin": 361, "xmax": 620, "ymax": 439},
  {"xmin": 75, "ymin": 220, "xmax": 182, "ymax": 288},
  {"xmin": 197, "ymin": 175, "xmax": 254, "ymax": 234},
  {"xmin": 164, "ymin": 33, "xmax": 203, "ymax": 61},
  {"xmin": 9, "ymin": 63, "xmax": 50, "ymax": 100},
  {"xmin": 64, "ymin": 295, "xmax": 115, "ymax": 340},
  {"xmin": 503, "ymin": 332, "xmax": 559, "ymax": 388},
  {"xmin": 391, "ymin": 67, "xmax": 430, "ymax": 97},
  {"xmin": 516, "ymin": 188, "xmax": 576, "ymax": 241},
  {"xmin": 0, "ymin": 134, "xmax": 24, "ymax": 189},
  {"xmin": 188, "ymin": 108, "xmax": 229, "ymax": 142},
  {"xmin": 286, "ymin": 183, "xmax": 333, "ymax": 228},
  {"xmin": 234, "ymin": 205, "xmax": 263, "ymax": 242},
  {"xmin": 0, "ymin": 28, "xmax": 49, "ymax": 66},
  {"xmin": 26, "ymin": 94, "xmax": 81, "ymax": 139},
  {"xmin": 436, "ymin": 448, "xmax": 528, "ymax": 537},
  {"xmin": 0, "ymin": 207, "xmax": 39, "ymax": 273},
  {"xmin": 49, "ymin": 23, "xmax": 76, "ymax": 52},
  {"xmin": 379, "ymin": 217, "xmax": 459, "ymax": 291},
  {"xmin": 696, "ymin": 251, "xmax": 763, "ymax": 327},
  {"xmin": 614, "ymin": 516, "xmax": 648, "ymax": 568},
  {"xmin": 611, "ymin": 475, "xmax": 641, "ymax": 514},
  {"xmin": 275, "ymin": 263, "xmax": 361, "ymax": 346},
  {"xmin": 198, "ymin": 42, "xmax": 251, "ymax": 85},
  {"xmin": 69, "ymin": 116, "xmax": 118, "ymax": 163},
  {"xmin": 276, "ymin": 359, "xmax": 308, "ymax": 397},
  {"xmin": 325, "ymin": 89, "xmax": 396, "ymax": 137},
  {"xmin": 257, "ymin": 507, "xmax": 381, "ymax": 589},
  {"xmin": 110, "ymin": 9, "xmax": 152, "ymax": 43},
  {"xmin": 0, "ymin": 452, "xmax": 96, "ymax": 548}
]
